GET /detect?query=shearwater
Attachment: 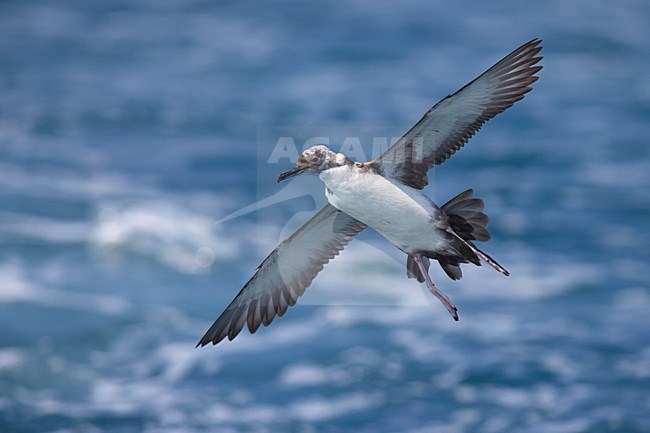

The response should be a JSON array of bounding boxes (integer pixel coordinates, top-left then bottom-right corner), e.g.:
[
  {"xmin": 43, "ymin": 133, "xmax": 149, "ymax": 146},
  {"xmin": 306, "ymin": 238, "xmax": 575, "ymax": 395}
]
[{"xmin": 198, "ymin": 38, "xmax": 543, "ymax": 346}]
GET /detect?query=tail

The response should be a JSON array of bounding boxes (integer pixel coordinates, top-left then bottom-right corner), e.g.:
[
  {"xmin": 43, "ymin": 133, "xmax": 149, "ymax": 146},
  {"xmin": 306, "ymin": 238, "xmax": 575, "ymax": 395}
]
[
  {"xmin": 442, "ymin": 189, "xmax": 490, "ymax": 242},
  {"xmin": 442, "ymin": 189, "xmax": 509, "ymax": 276}
]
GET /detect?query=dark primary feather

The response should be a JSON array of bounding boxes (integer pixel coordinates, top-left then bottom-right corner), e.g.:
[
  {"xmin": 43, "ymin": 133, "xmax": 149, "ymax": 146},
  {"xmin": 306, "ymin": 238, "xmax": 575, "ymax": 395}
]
[
  {"xmin": 197, "ymin": 204, "xmax": 366, "ymax": 346},
  {"xmin": 369, "ymin": 38, "xmax": 543, "ymax": 189}
]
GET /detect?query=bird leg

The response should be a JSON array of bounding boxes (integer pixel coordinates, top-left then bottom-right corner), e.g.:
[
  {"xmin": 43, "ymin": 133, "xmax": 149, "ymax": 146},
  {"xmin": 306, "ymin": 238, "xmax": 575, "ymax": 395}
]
[{"xmin": 413, "ymin": 254, "xmax": 459, "ymax": 321}]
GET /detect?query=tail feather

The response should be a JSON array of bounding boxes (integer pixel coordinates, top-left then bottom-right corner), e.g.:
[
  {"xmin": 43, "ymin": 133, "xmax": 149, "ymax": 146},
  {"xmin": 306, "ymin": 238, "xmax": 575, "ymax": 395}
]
[
  {"xmin": 442, "ymin": 189, "xmax": 491, "ymax": 242},
  {"xmin": 410, "ymin": 189, "xmax": 508, "ymax": 281},
  {"xmin": 439, "ymin": 258, "xmax": 463, "ymax": 280},
  {"xmin": 445, "ymin": 226, "xmax": 509, "ymax": 276},
  {"xmin": 441, "ymin": 189, "xmax": 509, "ymax": 277}
]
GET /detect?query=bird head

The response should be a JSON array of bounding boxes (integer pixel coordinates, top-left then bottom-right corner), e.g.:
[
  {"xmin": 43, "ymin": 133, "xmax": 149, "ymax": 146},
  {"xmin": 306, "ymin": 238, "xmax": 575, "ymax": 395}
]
[{"xmin": 277, "ymin": 145, "xmax": 340, "ymax": 182}]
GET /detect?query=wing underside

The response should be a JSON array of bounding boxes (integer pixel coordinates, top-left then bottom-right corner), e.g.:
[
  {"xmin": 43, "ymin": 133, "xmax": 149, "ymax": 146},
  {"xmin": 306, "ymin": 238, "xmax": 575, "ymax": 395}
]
[
  {"xmin": 197, "ymin": 204, "xmax": 366, "ymax": 346},
  {"xmin": 370, "ymin": 38, "xmax": 543, "ymax": 189}
]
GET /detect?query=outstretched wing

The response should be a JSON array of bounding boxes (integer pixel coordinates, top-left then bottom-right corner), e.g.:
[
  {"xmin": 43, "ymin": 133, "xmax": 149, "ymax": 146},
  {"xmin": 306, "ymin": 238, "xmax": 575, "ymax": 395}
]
[
  {"xmin": 369, "ymin": 38, "xmax": 543, "ymax": 189},
  {"xmin": 197, "ymin": 204, "xmax": 366, "ymax": 346}
]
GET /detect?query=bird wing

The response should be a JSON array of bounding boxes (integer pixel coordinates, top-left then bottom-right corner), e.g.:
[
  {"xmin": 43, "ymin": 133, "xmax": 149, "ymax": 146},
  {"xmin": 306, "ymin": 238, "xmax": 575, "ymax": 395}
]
[
  {"xmin": 369, "ymin": 38, "xmax": 543, "ymax": 189},
  {"xmin": 197, "ymin": 203, "xmax": 366, "ymax": 346}
]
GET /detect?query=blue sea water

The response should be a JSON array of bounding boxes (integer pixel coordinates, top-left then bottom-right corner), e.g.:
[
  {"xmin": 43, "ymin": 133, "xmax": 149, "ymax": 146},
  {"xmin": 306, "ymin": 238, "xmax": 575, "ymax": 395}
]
[{"xmin": 1, "ymin": 1, "xmax": 649, "ymax": 432}]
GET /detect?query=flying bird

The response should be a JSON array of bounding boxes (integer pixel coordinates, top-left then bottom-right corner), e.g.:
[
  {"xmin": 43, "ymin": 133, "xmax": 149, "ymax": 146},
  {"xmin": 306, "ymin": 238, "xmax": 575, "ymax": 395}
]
[{"xmin": 198, "ymin": 39, "xmax": 543, "ymax": 346}]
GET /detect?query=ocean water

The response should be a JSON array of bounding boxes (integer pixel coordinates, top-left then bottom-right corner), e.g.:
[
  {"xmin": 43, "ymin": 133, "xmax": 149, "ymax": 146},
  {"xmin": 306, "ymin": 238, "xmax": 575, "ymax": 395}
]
[{"xmin": 1, "ymin": 1, "xmax": 649, "ymax": 432}]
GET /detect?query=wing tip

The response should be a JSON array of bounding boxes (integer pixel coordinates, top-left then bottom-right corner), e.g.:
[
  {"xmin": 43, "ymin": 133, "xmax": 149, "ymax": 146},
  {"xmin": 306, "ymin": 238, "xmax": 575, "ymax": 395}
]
[
  {"xmin": 196, "ymin": 334, "xmax": 221, "ymax": 348},
  {"xmin": 525, "ymin": 37, "xmax": 543, "ymax": 48}
]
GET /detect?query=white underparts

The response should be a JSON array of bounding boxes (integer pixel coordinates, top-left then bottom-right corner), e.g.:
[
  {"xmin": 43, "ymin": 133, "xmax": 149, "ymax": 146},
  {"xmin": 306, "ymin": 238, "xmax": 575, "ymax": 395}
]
[{"xmin": 319, "ymin": 165, "xmax": 448, "ymax": 254}]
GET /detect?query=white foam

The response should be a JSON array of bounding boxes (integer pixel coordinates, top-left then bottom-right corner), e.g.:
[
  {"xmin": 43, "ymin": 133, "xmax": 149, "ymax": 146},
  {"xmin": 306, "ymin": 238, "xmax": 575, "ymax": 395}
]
[
  {"xmin": 152, "ymin": 342, "xmax": 222, "ymax": 383},
  {"xmin": 279, "ymin": 363, "xmax": 349, "ymax": 388},
  {"xmin": 0, "ymin": 348, "xmax": 24, "ymax": 370},
  {"xmin": 290, "ymin": 392, "xmax": 382, "ymax": 422},
  {"xmin": 455, "ymin": 254, "xmax": 603, "ymax": 301},
  {"xmin": 0, "ymin": 262, "xmax": 129, "ymax": 315},
  {"xmin": 279, "ymin": 363, "xmax": 332, "ymax": 387},
  {"xmin": 0, "ymin": 212, "xmax": 91, "ymax": 243},
  {"xmin": 0, "ymin": 161, "xmax": 134, "ymax": 199},
  {"xmin": 91, "ymin": 200, "xmax": 240, "ymax": 274}
]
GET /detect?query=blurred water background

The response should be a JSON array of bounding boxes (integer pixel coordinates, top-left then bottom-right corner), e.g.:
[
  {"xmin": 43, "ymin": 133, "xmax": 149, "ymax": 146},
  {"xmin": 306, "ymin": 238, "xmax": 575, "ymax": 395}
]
[{"xmin": 1, "ymin": 1, "xmax": 649, "ymax": 432}]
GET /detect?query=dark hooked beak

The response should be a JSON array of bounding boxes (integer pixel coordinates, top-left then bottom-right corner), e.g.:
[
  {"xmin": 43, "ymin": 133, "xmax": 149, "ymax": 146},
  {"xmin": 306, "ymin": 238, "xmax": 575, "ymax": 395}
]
[{"xmin": 277, "ymin": 166, "xmax": 305, "ymax": 182}]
